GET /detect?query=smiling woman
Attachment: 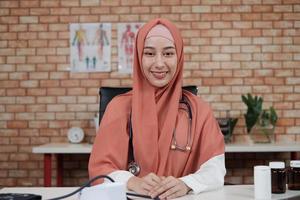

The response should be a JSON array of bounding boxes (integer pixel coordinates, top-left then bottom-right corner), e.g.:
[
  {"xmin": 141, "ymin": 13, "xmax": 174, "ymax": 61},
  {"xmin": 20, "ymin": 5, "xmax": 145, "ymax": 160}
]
[
  {"xmin": 141, "ymin": 25, "xmax": 178, "ymax": 88},
  {"xmin": 89, "ymin": 18, "xmax": 226, "ymax": 200}
]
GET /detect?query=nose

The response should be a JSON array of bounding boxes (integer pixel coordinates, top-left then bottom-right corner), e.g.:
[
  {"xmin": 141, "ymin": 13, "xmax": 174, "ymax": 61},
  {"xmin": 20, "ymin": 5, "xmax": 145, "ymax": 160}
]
[{"xmin": 154, "ymin": 54, "xmax": 164, "ymax": 69}]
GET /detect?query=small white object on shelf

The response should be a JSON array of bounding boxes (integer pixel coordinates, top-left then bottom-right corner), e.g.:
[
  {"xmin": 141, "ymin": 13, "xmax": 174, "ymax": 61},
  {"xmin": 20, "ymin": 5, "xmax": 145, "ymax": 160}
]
[{"xmin": 67, "ymin": 127, "xmax": 84, "ymax": 143}]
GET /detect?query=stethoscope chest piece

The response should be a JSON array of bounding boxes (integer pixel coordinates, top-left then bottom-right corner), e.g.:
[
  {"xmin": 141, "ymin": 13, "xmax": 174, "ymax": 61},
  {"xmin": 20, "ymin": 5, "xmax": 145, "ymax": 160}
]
[{"xmin": 128, "ymin": 161, "xmax": 140, "ymax": 176}]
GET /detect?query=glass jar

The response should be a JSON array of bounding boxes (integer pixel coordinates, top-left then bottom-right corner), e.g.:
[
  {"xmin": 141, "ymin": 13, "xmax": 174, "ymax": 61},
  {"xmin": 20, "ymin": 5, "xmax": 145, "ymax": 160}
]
[
  {"xmin": 269, "ymin": 161, "xmax": 286, "ymax": 193},
  {"xmin": 288, "ymin": 160, "xmax": 300, "ymax": 190}
]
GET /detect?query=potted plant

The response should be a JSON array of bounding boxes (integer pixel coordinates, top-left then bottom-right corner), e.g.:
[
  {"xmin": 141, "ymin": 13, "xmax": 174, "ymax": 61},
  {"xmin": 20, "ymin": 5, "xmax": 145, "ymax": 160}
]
[{"xmin": 241, "ymin": 93, "xmax": 278, "ymax": 143}]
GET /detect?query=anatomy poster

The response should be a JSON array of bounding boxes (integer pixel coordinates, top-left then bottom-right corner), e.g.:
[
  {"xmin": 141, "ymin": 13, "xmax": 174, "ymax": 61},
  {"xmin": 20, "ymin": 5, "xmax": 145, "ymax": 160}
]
[
  {"xmin": 117, "ymin": 23, "xmax": 143, "ymax": 74},
  {"xmin": 70, "ymin": 23, "xmax": 111, "ymax": 72}
]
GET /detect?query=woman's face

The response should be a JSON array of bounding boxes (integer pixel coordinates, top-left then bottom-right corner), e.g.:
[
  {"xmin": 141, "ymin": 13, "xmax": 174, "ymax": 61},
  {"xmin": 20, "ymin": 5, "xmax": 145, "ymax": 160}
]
[{"xmin": 142, "ymin": 36, "xmax": 178, "ymax": 88}]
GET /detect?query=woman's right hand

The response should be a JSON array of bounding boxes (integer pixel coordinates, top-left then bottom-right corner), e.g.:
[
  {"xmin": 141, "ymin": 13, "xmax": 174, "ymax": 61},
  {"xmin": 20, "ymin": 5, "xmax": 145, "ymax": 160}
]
[{"xmin": 127, "ymin": 173, "xmax": 162, "ymax": 195}]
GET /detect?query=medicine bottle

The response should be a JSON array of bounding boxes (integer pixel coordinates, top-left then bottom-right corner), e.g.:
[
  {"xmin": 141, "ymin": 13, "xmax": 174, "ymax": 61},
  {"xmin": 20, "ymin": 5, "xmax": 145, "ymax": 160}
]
[
  {"xmin": 288, "ymin": 160, "xmax": 300, "ymax": 190},
  {"xmin": 269, "ymin": 162, "xmax": 286, "ymax": 193}
]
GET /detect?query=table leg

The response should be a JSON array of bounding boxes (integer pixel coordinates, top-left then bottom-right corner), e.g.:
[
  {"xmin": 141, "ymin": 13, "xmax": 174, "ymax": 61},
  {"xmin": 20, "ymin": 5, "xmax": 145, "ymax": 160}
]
[
  {"xmin": 56, "ymin": 154, "xmax": 63, "ymax": 186},
  {"xmin": 44, "ymin": 154, "xmax": 52, "ymax": 187}
]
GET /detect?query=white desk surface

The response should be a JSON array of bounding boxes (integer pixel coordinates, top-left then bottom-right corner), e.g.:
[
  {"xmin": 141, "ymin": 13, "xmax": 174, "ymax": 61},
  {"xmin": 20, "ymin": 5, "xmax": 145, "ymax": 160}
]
[
  {"xmin": 32, "ymin": 142, "xmax": 300, "ymax": 154},
  {"xmin": 1, "ymin": 185, "xmax": 300, "ymax": 200}
]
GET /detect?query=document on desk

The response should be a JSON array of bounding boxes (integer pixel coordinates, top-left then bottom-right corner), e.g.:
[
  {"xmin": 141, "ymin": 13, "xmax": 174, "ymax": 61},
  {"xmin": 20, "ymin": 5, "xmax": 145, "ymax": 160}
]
[{"xmin": 79, "ymin": 182, "xmax": 126, "ymax": 200}]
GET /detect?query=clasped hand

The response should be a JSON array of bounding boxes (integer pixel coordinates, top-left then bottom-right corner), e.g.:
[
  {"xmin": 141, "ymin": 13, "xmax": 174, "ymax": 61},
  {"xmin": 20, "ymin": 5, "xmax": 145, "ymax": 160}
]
[{"xmin": 127, "ymin": 173, "xmax": 191, "ymax": 199}]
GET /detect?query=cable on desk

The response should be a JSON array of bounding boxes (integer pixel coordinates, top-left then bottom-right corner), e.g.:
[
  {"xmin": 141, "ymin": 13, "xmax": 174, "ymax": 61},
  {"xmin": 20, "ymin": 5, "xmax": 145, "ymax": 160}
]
[{"xmin": 46, "ymin": 175, "xmax": 159, "ymax": 200}]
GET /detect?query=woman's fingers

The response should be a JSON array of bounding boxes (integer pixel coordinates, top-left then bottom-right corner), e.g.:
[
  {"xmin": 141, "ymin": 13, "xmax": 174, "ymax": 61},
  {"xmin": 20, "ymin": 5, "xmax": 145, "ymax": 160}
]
[
  {"xmin": 143, "ymin": 173, "xmax": 161, "ymax": 185},
  {"xmin": 149, "ymin": 176, "xmax": 190, "ymax": 199},
  {"xmin": 149, "ymin": 176, "xmax": 176, "ymax": 198}
]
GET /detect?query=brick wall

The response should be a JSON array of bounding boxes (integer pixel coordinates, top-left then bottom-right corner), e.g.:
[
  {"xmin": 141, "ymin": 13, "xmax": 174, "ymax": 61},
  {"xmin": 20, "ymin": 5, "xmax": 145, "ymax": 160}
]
[{"xmin": 0, "ymin": 0, "xmax": 299, "ymax": 186}]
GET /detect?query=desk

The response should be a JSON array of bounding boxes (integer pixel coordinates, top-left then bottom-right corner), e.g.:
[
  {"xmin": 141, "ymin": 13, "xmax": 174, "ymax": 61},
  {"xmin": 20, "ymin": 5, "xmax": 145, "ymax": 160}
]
[
  {"xmin": 32, "ymin": 142, "xmax": 300, "ymax": 187},
  {"xmin": 32, "ymin": 143, "xmax": 91, "ymax": 187},
  {"xmin": 1, "ymin": 185, "xmax": 300, "ymax": 200}
]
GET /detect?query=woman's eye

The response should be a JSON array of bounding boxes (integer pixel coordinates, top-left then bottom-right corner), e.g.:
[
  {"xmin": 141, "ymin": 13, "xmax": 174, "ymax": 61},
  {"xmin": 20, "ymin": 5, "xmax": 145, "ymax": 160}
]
[
  {"xmin": 163, "ymin": 51, "xmax": 175, "ymax": 57},
  {"xmin": 144, "ymin": 51, "xmax": 155, "ymax": 56}
]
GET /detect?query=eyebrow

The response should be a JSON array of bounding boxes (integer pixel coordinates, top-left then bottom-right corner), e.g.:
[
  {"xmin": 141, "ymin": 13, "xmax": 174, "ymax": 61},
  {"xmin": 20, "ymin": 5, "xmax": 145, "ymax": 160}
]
[{"xmin": 143, "ymin": 46, "xmax": 176, "ymax": 50}]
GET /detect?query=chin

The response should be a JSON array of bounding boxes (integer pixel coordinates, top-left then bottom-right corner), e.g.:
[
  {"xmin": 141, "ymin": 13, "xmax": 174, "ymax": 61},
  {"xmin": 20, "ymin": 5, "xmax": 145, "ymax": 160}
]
[{"xmin": 150, "ymin": 82, "xmax": 168, "ymax": 88}]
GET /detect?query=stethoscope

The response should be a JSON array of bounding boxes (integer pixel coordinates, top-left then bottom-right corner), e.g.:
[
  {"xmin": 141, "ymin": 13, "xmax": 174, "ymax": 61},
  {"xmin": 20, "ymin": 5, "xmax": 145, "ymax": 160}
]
[{"xmin": 127, "ymin": 96, "xmax": 193, "ymax": 176}]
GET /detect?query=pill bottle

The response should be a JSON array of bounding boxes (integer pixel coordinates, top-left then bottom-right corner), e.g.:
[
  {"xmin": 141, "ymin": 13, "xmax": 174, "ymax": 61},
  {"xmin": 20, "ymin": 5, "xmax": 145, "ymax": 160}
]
[
  {"xmin": 269, "ymin": 161, "xmax": 286, "ymax": 193},
  {"xmin": 288, "ymin": 160, "xmax": 300, "ymax": 190}
]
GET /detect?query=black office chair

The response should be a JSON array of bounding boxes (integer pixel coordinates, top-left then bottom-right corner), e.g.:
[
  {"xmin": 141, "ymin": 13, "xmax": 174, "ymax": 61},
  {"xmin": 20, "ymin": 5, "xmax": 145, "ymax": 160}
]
[{"xmin": 98, "ymin": 86, "xmax": 198, "ymax": 124}]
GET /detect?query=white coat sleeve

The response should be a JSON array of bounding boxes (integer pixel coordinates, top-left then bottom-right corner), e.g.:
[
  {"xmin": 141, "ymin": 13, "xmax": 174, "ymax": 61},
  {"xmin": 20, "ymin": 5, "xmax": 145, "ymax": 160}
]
[{"xmin": 179, "ymin": 154, "xmax": 226, "ymax": 194}]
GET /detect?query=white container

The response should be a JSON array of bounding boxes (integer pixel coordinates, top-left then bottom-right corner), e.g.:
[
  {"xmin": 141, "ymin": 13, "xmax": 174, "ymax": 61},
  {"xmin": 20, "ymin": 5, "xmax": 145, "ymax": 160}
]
[{"xmin": 254, "ymin": 165, "xmax": 271, "ymax": 200}]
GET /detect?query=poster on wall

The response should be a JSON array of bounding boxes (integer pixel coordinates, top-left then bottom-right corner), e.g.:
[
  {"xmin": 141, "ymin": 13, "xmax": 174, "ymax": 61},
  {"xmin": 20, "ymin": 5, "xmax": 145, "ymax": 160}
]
[
  {"xmin": 117, "ymin": 23, "xmax": 143, "ymax": 74},
  {"xmin": 70, "ymin": 23, "xmax": 111, "ymax": 72}
]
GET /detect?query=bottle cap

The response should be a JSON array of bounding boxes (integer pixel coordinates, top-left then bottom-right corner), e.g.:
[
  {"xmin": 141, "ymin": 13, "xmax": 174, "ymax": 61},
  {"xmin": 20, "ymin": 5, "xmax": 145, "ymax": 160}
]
[
  {"xmin": 269, "ymin": 161, "xmax": 285, "ymax": 169},
  {"xmin": 290, "ymin": 160, "xmax": 300, "ymax": 168}
]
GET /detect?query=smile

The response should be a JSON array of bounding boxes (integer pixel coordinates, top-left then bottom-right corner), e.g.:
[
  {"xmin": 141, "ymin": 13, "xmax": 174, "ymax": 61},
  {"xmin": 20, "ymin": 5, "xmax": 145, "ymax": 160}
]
[{"xmin": 151, "ymin": 71, "xmax": 168, "ymax": 79}]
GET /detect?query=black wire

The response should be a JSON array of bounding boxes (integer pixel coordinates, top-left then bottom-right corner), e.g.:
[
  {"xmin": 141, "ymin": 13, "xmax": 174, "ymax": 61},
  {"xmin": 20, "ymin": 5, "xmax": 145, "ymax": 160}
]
[
  {"xmin": 46, "ymin": 175, "xmax": 158, "ymax": 200},
  {"xmin": 47, "ymin": 175, "xmax": 114, "ymax": 200}
]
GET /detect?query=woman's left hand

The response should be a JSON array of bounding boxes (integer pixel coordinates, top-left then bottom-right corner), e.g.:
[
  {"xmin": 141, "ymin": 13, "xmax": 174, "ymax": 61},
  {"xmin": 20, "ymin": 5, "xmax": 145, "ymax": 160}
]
[{"xmin": 149, "ymin": 176, "xmax": 191, "ymax": 199}]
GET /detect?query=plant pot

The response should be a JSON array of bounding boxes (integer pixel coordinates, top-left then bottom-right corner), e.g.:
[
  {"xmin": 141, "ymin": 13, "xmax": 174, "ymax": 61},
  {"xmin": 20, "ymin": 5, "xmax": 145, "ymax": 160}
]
[{"xmin": 249, "ymin": 123, "xmax": 275, "ymax": 143}]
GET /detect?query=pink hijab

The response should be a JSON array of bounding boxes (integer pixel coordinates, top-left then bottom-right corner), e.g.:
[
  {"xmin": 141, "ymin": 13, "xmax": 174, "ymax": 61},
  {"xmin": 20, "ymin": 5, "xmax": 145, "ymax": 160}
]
[{"xmin": 89, "ymin": 18, "xmax": 224, "ymax": 181}]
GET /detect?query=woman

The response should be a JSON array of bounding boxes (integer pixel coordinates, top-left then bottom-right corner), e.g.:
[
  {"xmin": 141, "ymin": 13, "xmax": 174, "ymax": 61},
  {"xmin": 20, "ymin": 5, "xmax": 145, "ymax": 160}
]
[{"xmin": 89, "ymin": 18, "xmax": 226, "ymax": 199}]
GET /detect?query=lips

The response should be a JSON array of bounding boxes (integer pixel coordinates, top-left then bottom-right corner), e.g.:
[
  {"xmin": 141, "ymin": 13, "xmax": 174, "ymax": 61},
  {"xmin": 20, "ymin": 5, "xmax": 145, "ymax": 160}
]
[{"xmin": 151, "ymin": 71, "xmax": 168, "ymax": 79}]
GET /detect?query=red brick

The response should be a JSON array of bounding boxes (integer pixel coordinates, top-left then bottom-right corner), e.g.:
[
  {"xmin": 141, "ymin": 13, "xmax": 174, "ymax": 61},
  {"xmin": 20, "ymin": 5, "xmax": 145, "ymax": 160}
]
[
  {"xmin": 50, "ymin": 8, "xmax": 70, "ymax": 15},
  {"xmin": 7, "ymin": 56, "xmax": 25, "ymax": 64},
  {"xmin": 7, "ymin": 121, "xmax": 28, "ymax": 129},
  {"xmin": 201, "ymin": 13, "xmax": 221, "ymax": 21},
  {"xmin": 141, "ymin": 0, "xmax": 160, "ymax": 5},
  {"xmin": 16, "ymin": 48, "xmax": 35, "ymax": 56},
  {"xmin": 6, "ymin": 89, "xmax": 26, "ymax": 96},
  {"xmin": 40, "ymin": 16, "xmax": 59, "ymax": 23},
  {"xmin": 67, "ymin": 104, "xmax": 87, "ymax": 112},
  {"xmin": 36, "ymin": 112, "xmax": 55, "ymax": 120},
  {"xmin": 26, "ymin": 105, "xmax": 46, "ymax": 112},
  {"xmin": 60, "ymin": 80, "xmax": 79, "ymax": 87},
  {"xmin": 47, "ymin": 56, "xmax": 67, "ymax": 63},
  {"xmin": 6, "ymin": 105, "xmax": 26, "ymax": 112},
  {"xmin": 9, "ymin": 24, "xmax": 27, "ymax": 32},
  {"xmin": 262, "ymin": 13, "xmax": 282, "ymax": 20},
  {"xmin": 56, "ymin": 112, "xmax": 75, "ymax": 120},
  {"xmin": 47, "ymin": 88, "xmax": 66, "ymax": 95},
  {"xmin": 28, "ymin": 72, "xmax": 48, "ymax": 80},
  {"xmin": 49, "ymin": 120, "xmax": 69, "ymax": 128},
  {"xmin": 59, "ymin": 16, "xmax": 79, "ymax": 23},
  {"xmin": 40, "ymin": 0, "xmax": 59, "ymax": 7},
  {"xmin": 232, "ymin": 5, "xmax": 251, "ymax": 12},
  {"xmin": 20, "ymin": 16, "xmax": 38, "ymax": 24},
  {"xmin": 0, "ymin": 80, "xmax": 19, "ymax": 88},
  {"xmin": 90, "ymin": 7, "xmax": 110, "ymax": 14},
  {"xmin": 0, "ymin": 1, "xmax": 18, "ymax": 8},
  {"xmin": 81, "ymin": 0, "xmax": 100, "ymax": 6},
  {"xmin": 263, "ymin": 29, "xmax": 282, "ymax": 36},
  {"xmin": 10, "ymin": 137, "xmax": 31, "ymax": 145},
  {"xmin": 27, "ymin": 56, "xmax": 46, "ymax": 64},
  {"xmin": 47, "ymin": 104, "xmax": 66, "ymax": 112},
  {"xmin": 67, "ymin": 88, "xmax": 86, "ymax": 95},
  {"xmin": 57, "ymin": 97, "xmax": 76, "ymax": 104},
  {"xmin": 252, "ymin": 5, "xmax": 272, "ymax": 12},
  {"xmin": 274, "ymin": 102, "xmax": 293, "ymax": 110},
  {"xmin": 30, "ymin": 8, "xmax": 50, "ymax": 15},
  {"xmin": 284, "ymin": 13, "xmax": 300, "ymax": 20},
  {"xmin": 20, "ymin": 80, "xmax": 39, "ymax": 88},
  {"xmin": 27, "ymin": 88, "xmax": 47, "ymax": 96},
  {"xmin": 0, "ymin": 16, "xmax": 18, "ymax": 24},
  {"xmin": 61, "ymin": 0, "xmax": 79, "ymax": 6},
  {"xmin": 16, "ymin": 96, "xmax": 35, "ymax": 104}
]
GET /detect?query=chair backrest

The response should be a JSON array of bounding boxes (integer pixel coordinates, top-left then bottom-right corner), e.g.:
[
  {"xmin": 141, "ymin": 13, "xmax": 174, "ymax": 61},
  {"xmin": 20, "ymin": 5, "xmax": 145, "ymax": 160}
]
[{"xmin": 98, "ymin": 86, "xmax": 198, "ymax": 124}]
